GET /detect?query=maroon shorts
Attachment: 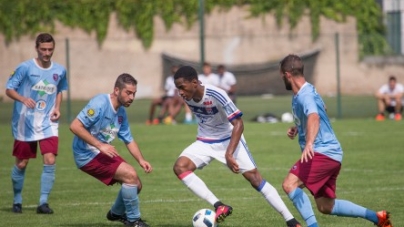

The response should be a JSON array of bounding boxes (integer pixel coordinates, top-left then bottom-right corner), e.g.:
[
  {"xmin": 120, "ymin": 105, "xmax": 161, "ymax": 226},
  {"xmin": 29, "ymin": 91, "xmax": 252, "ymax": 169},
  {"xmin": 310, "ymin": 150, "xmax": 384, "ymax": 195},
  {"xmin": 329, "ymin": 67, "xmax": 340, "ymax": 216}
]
[
  {"xmin": 80, "ymin": 152, "xmax": 125, "ymax": 186},
  {"xmin": 289, "ymin": 152, "xmax": 341, "ymax": 199},
  {"xmin": 12, "ymin": 137, "xmax": 58, "ymax": 159}
]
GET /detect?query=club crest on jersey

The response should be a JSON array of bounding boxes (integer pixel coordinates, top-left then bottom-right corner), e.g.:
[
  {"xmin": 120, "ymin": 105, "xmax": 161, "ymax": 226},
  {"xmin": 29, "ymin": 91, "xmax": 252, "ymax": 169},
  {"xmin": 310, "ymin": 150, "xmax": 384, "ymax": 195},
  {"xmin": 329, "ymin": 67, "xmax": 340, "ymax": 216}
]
[
  {"xmin": 53, "ymin": 74, "xmax": 58, "ymax": 81},
  {"xmin": 87, "ymin": 109, "xmax": 95, "ymax": 117},
  {"xmin": 118, "ymin": 116, "xmax": 123, "ymax": 124}
]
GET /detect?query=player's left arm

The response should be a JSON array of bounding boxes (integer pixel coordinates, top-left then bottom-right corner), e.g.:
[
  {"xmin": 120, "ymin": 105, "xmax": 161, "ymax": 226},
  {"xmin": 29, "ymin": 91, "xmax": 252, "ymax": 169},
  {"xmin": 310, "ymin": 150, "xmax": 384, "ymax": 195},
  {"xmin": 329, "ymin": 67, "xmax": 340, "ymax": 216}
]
[
  {"xmin": 301, "ymin": 113, "xmax": 319, "ymax": 163},
  {"xmin": 226, "ymin": 117, "xmax": 244, "ymax": 173},
  {"xmin": 125, "ymin": 141, "xmax": 152, "ymax": 173},
  {"xmin": 51, "ymin": 92, "xmax": 63, "ymax": 121}
]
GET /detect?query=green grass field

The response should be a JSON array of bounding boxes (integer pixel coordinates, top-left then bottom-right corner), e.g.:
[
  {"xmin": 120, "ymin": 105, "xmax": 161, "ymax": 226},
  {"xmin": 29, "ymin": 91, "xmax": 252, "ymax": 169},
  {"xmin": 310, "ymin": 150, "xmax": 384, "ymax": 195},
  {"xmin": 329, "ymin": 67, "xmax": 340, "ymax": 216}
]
[{"xmin": 0, "ymin": 96, "xmax": 403, "ymax": 226}]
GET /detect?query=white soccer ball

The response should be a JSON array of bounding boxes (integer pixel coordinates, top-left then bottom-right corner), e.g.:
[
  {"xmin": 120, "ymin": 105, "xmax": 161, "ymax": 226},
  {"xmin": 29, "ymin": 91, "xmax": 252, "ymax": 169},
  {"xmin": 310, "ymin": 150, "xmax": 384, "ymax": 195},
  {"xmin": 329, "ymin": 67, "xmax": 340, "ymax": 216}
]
[
  {"xmin": 281, "ymin": 112, "xmax": 294, "ymax": 123},
  {"xmin": 192, "ymin": 209, "xmax": 217, "ymax": 227}
]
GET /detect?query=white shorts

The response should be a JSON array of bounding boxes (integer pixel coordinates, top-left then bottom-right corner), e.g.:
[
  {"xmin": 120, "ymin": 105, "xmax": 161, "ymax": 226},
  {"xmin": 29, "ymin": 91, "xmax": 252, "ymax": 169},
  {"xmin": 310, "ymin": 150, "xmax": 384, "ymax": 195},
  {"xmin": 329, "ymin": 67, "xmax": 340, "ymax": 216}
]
[{"xmin": 179, "ymin": 137, "xmax": 257, "ymax": 173}]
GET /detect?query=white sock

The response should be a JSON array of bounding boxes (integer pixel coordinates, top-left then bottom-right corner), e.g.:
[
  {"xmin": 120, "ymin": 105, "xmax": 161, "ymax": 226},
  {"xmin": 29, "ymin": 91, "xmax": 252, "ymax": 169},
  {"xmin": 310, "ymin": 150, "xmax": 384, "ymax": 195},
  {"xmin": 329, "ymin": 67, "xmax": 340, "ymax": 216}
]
[
  {"xmin": 181, "ymin": 172, "xmax": 219, "ymax": 205},
  {"xmin": 259, "ymin": 181, "xmax": 294, "ymax": 221},
  {"xmin": 185, "ymin": 112, "xmax": 192, "ymax": 121}
]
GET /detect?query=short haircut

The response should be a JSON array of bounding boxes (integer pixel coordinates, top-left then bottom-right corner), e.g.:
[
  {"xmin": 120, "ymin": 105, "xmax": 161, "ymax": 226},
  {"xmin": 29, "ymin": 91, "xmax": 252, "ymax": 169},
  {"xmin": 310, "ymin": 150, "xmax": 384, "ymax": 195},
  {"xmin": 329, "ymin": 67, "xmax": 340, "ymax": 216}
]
[
  {"xmin": 35, "ymin": 33, "xmax": 55, "ymax": 48},
  {"xmin": 217, "ymin": 64, "xmax": 225, "ymax": 70},
  {"xmin": 115, "ymin": 73, "xmax": 137, "ymax": 90},
  {"xmin": 279, "ymin": 54, "xmax": 304, "ymax": 76},
  {"xmin": 174, "ymin": 66, "xmax": 198, "ymax": 81},
  {"xmin": 389, "ymin": 75, "xmax": 397, "ymax": 81},
  {"xmin": 203, "ymin": 62, "xmax": 211, "ymax": 67}
]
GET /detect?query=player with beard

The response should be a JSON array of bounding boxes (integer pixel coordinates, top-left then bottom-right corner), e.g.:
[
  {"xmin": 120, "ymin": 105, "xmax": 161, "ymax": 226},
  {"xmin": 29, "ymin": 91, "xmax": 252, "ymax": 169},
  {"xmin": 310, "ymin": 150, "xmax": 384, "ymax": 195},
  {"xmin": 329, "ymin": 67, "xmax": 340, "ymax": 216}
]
[
  {"xmin": 70, "ymin": 73, "xmax": 152, "ymax": 227},
  {"xmin": 172, "ymin": 65, "xmax": 301, "ymax": 227},
  {"xmin": 279, "ymin": 54, "xmax": 393, "ymax": 227}
]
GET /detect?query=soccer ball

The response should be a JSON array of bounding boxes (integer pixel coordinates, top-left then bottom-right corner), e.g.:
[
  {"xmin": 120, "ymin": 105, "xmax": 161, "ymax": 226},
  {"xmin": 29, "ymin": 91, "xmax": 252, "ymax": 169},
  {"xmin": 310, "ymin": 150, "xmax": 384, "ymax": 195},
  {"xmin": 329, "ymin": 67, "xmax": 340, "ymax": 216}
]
[
  {"xmin": 281, "ymin": 112, "xmax": 294, "ymax": 123},
  {"xmin": 192, "ymin": 208, "xmax": 217, "ymax": 227}
]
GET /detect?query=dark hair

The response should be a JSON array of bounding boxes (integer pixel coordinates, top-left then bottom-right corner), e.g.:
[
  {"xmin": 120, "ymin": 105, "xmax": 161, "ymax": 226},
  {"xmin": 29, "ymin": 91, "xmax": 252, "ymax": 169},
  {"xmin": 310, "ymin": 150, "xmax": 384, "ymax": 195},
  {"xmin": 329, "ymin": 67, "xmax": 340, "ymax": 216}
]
[
  {"xmin": 203, "ymin": 62, "xmax": 211, "ymax": 67},
  {"xmin": 35, "ymin": 33, "xmax": 55, "ymax": 48},
  {"xmin": 217, "ymin": 64, "xmax": 225, "ymax": 70},
  {"xmin": 389, "ymin": 75, "xmax": 397, "ymax": 81},
  {"xmin": 115, "ymin": 73, "xmax": 137, "ymax": 89},
  {"xmin": 174, "ymin": 66, "xmax": 198, "ymax": 81},
  {"xmin": 279, "ymin": 54, "xmax": 304, "ymax": 76}
]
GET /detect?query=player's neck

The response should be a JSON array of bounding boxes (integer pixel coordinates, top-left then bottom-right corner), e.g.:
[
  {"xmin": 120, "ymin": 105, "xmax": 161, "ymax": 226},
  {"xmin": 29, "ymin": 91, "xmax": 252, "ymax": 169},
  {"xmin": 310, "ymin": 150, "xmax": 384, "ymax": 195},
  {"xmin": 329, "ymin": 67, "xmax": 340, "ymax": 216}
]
[
  {"xmin": 35, "ymin": 58, "xmax": 51, "ymax": 69},
  {"xmin": 192, "ymin": 86, "xmax": 204, "ymax": 102},
  {"xmin": 292, "ymin": 77, "xmax": 306, "ymax": 94},
  {"xmin": 109, "ymin": 93, "xmax": 120, "ymax": 110}
]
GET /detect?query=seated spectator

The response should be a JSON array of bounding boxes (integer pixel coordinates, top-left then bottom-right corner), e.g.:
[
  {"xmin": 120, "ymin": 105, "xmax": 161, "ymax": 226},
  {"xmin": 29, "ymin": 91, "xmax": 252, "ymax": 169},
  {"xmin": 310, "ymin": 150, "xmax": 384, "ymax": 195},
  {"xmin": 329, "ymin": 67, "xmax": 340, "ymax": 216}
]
[
  {"xmin": 146, "ymin": 65, "xmax": 178, "ymax": 125},
  {"xmin": 375, "ymin": 75, "xmax": 403, "ymax": 121}
]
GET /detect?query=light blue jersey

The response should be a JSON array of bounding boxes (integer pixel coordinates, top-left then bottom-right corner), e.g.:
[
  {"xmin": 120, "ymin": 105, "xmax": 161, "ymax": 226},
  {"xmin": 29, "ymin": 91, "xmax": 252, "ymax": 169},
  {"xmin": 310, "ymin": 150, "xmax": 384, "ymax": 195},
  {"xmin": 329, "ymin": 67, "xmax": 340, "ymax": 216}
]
[
  {"xmin": 6, "ymin": 59, "xmax": 68, "ymax": 141},
  {"xmin": 292, "ymin": 83, "xmax": 343, "ymax": 162},
  {"xmin": 72, "ymin": 94, "xmax": 133, "ymax": 168}
]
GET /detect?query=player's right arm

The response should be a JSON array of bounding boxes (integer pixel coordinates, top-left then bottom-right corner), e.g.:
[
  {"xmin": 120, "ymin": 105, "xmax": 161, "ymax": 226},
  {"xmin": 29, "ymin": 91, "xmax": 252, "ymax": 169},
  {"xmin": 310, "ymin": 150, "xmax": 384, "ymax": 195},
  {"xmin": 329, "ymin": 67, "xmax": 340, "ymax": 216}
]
[
  {"xmin": 6, "ymin": 89, "xmax": 36, "ymax": 109},
  {"xmin": 70, "ymin": 118, "xmax": 119, "ymax": 158},
  {"xmin": 6, "ymin": 65, "xmax": 36, "ymax": 108}
]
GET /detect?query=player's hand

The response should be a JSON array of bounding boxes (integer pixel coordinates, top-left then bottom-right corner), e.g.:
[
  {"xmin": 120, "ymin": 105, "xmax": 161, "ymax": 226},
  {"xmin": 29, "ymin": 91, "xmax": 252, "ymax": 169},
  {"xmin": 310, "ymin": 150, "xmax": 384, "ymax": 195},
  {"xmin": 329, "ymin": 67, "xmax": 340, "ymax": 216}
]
[
  {"xmin": 139, "ymin": 160, "xmax": 153, "ymax": 173},
  {"xmin": 50, "ymin": 109, "xmax": 61, "ymax": 121},
  {"xmin": 99, "ymin": 143, "xmax": 120, "ymax": 158},
  {"xmin": 225, "ymin": 153, "xmax": 239, "ymax": 173},
  {"xmin": 22, "ymin": 97, "xmax": 36, "ymax": 109},
  {"xmin": 301, "ymin": 143, "xmax": 314, "ymax": 163},
  {"xmin": 287, "ymin": 126, "xmax": 298, "ymax": 139}
]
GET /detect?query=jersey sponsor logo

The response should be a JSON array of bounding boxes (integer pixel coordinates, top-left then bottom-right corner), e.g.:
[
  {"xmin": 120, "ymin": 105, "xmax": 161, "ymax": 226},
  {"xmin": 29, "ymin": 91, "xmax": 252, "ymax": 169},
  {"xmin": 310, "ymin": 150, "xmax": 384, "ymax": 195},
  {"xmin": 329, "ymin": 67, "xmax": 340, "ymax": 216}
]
[
  {"xmin": 36, "ymin": 100, "xmax": 47, "ymax": 111},
  {"xmin": 32, "ymin": 79, "xmax": 57, "ymax": 96},
  {"xmin": 190, "ymin": 105, "xmax": 219, "ymax": 115},
  {"xmin": 87, "ymin": 109, "xmax": 95, "ymax": 117},
  {"xmin": 53, "ymin": 73, "xmax": 59, "ymax": 81},
  {"xmin": 100, "ymin": 123, "xmax": 118, "ymax": 143}
]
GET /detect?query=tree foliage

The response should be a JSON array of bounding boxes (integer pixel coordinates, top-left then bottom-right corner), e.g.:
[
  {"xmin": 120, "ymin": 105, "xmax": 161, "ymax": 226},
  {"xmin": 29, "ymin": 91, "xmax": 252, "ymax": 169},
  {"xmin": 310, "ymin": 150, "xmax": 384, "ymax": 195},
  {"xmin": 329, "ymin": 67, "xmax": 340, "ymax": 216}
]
[{"xmin": 0, "ymin": 0, "xmax": 387, "ymax": 57}]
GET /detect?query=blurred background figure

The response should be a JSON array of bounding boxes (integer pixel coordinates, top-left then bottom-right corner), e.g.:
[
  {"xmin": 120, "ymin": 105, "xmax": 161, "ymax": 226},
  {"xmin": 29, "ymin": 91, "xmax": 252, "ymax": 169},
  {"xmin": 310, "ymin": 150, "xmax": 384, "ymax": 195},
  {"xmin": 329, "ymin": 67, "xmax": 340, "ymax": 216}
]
[
  {"xmin": 146, "ymin": 65, "xmax": 179, "ymax": 125},
  {"xmin": 198, "ymin": 62, "xmax": 219, "ymax": 86},
  {"xmin": 217, "ymin": 64, "xmax": 237, "ymax": 103},
  {"xmin": 375, "ymin": 75, "xmax": 403, "ymax": 121}
]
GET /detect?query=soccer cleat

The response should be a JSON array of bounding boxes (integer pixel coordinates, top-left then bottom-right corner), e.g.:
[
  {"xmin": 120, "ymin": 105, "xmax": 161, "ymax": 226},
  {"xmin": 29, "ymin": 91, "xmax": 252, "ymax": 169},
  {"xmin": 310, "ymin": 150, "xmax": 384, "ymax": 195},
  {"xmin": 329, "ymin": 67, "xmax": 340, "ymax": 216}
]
[
  {"xmin": 376, "ymin": 210, "xmax": 393, "ymax": 227},
  {"xmin": 152, "ymin": 118, "xmax": 160, "ymax": 125},
  {"xmin": 12, "ymin": 203, "xmax": 22, "ymax": 213},
  {"xmin": 394, "ymin": 113, "xmax": 402, "ymax": 121},
  {"xmin": 215, "ymin": 205, "xmax": 233, "ymax": 223},
  {"xmin": 375, "ymin": 114, "xmax": 385, "ymax": 121},
  {"xmin": 106, "ymin": 210, "xmax": 127, "ymax": 223},
  {"xmin": 286, "ymin": 218, "xmax": 302, "ymax": 227},
  {"xmin": 124, "ymin": 218, "xmax": 150, "ymax": 227},
  {"xmin": 36, "ymin": 203, "xmax": 54, "ymax": 214}
]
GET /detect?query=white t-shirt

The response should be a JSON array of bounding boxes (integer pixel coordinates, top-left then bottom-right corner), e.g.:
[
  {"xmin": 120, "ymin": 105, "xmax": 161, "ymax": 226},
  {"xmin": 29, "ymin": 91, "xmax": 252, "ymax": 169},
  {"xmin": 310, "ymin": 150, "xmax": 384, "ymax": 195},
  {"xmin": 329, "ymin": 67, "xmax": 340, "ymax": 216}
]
[
  {"xmin": 164, "ymin": 76, "xmax": 177, "ymax": 97},
  {"xmin": 378, "ymin": 83, "xmax": 404, "ymax": 106},
  {"xmin": 219, "ymin": 71, "xmax": 236, "ymax": 92},
  {"xmin": 198, "ymin": 73, "xmax": 220, "ymax": 87}
]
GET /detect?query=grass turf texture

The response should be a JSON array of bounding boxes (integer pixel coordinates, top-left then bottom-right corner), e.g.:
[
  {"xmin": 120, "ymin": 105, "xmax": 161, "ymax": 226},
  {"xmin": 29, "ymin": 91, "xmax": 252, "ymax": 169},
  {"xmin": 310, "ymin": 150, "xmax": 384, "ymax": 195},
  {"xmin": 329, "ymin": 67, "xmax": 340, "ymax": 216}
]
[{"xmin": 0, "ymin": 96, "xmax": 403, "ymax": 226}]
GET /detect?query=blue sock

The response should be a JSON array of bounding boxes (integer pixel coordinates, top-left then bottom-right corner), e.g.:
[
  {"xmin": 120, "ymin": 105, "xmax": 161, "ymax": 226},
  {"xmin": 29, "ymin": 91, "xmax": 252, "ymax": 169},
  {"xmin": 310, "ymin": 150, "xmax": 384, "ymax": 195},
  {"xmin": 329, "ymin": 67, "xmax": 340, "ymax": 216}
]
[
  {"xmin": 39, "ymin": 164, "xmax": 55, "ymax": 205},
  {"xmin": 288, "ymin": 188, "xmax": 318, "ymax": 227},
  {"xmin": 111, "ymin": 188, "xmax": 125, "ymax": 215},
  {"xmin": 11, "ymin": 165, "xmax": 26, "ymax": 204},
  {"xmin": 331, "ymin": 199, "xmax": 378, "ymax": 224},
  {"xmin": 121, "ymin": 184, "xmax": 140, "ymax": 222}
]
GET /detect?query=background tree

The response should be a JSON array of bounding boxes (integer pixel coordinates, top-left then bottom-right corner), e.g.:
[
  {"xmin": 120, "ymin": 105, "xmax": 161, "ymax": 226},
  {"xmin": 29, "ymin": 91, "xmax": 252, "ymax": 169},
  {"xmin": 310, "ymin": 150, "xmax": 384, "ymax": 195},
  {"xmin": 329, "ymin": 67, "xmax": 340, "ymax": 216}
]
[{"xmin": 0, "ymin": 0, "xmax": 388, "ymax": 58}]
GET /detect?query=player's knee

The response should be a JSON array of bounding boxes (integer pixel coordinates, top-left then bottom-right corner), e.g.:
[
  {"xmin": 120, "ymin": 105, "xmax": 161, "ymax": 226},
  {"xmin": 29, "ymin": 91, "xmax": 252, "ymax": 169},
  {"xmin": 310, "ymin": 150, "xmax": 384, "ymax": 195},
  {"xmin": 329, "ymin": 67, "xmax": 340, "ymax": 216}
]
[
  {"xmin": 173, "ymin": 158, "xmax": 193, "ymax": 176},
  {"xmin": 15, "ymin": 159, "xmax": 29, "ymax": 169},
  {"xmin": 121, "ymin": 170, "xmax": 139, "ymax": 185}
]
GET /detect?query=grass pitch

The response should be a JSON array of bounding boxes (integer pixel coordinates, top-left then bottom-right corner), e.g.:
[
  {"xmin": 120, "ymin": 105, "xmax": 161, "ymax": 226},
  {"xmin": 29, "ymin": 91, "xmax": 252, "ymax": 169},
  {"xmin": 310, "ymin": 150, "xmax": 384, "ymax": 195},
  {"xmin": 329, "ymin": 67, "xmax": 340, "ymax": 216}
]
[{"xmin": 0, "ymin": 96, "xmax": 403, "ymax": 226}]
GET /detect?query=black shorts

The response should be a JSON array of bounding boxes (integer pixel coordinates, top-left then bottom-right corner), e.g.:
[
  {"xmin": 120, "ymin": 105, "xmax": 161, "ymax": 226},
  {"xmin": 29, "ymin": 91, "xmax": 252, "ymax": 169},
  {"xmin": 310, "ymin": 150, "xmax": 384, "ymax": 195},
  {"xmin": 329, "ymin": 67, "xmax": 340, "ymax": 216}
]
[{"xmin": 386, "ymin": 105, "xmax": 403, "ymax": 113}]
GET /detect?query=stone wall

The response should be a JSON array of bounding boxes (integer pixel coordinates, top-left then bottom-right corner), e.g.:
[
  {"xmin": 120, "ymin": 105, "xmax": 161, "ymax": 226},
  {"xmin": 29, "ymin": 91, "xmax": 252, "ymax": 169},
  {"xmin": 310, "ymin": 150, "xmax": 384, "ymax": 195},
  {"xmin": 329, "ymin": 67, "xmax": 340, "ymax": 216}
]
[{"xmin": 1, "ymin": 6, "xmax": 403, "ymax": 101}]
